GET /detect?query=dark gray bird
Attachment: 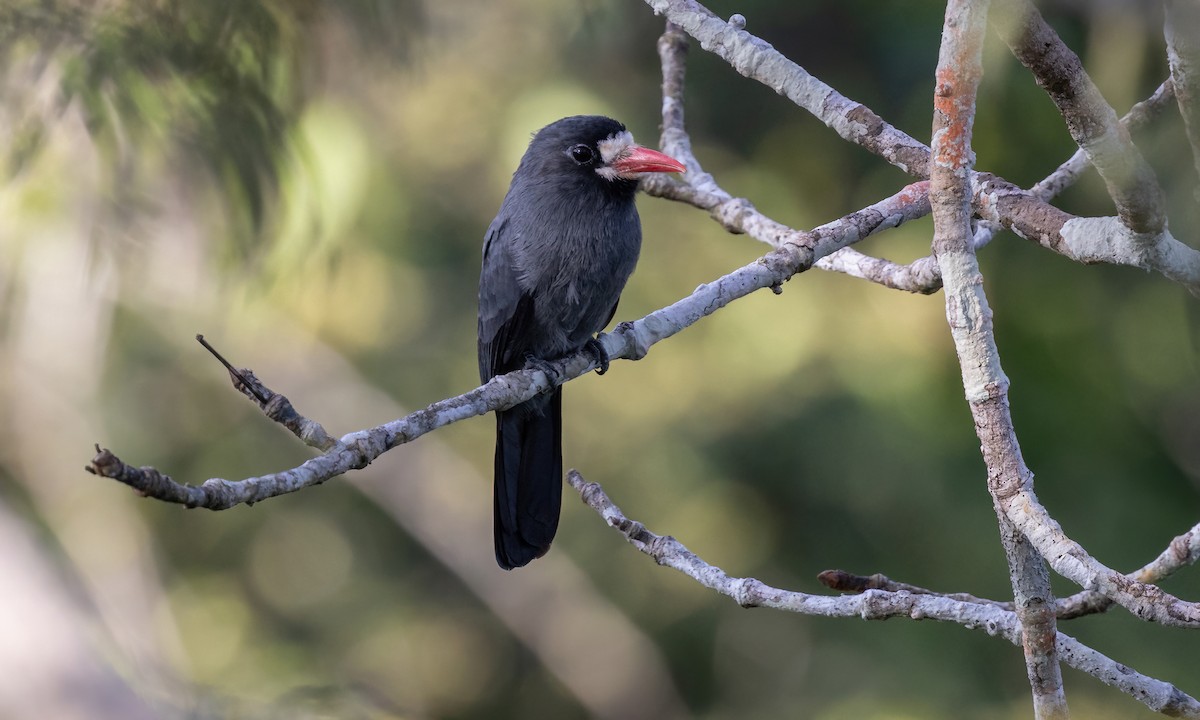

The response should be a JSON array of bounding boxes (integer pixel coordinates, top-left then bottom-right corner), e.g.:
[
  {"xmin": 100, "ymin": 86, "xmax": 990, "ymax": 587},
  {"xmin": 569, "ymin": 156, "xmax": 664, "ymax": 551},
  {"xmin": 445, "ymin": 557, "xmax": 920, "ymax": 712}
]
[{"xmin": 478, "ymin": 115, "xmax": 685, "ymax": 569}]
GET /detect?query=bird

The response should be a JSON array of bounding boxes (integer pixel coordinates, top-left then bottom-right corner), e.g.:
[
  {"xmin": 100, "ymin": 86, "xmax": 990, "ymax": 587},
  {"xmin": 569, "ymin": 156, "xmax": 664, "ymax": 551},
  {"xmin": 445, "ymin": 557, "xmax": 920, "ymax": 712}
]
[{"xmin": 478, "ymin": 115, "xmax": 685, "ymax": 569}]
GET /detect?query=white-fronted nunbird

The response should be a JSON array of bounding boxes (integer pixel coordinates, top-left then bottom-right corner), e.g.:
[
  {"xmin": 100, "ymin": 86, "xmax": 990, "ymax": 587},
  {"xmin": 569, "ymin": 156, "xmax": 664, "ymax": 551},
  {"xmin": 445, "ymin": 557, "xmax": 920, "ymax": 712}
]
[{"xmin": 478, "ymin": 115, "xmax": 685, "ymax": 569}]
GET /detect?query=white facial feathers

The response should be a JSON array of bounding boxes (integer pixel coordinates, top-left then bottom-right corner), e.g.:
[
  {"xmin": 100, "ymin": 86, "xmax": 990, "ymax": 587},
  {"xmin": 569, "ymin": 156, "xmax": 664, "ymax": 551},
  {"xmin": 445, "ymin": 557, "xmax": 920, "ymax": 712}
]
[
  {"xmin": 597, "ymin": 130, "xmax": 635, "ymax": 164},
  {"xmin": 594, "ymin": 130, "xmax": 636, "ymax": 181}
]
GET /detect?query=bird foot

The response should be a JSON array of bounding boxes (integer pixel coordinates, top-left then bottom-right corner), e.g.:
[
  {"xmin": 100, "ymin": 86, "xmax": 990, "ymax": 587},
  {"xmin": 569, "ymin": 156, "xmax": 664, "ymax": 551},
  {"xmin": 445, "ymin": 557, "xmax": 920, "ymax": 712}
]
[
  {"xmin": 523, "ymin": 355, "xmax": 560, "ymax": 387},
  {"xmin": 585, "ymin": 337, "xmax": 610, "ymax": 375}
]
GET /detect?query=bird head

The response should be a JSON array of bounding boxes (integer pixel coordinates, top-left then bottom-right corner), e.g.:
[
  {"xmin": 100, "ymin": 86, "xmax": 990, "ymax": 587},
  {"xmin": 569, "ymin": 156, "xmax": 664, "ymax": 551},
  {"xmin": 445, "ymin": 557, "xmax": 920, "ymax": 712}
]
[{"xmin": 520, "ymin": 116, "xmax": 685, "ymax": 193}]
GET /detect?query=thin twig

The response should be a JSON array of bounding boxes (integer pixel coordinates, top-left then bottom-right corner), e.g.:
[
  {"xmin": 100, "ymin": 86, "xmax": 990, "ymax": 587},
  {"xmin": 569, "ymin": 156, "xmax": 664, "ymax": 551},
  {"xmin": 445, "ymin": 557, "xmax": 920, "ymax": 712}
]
[
  {"xmin": 1029, "ymin": 80, "xmax": 1176, "ymax": 203},
  {"xmin": 819, "ymin": 520, "xmax": 1200, "ymax": 622},
  {"xmin": 196, "ymin": 333, "xmax": 269, "ymax": 404},
  {"xmin": 196, "ymin": 334, "xmax": 336, "ymax": 451},
  {"xmin": 813, "ymin": 499, "xmax": 1200, "ymax": 628}
]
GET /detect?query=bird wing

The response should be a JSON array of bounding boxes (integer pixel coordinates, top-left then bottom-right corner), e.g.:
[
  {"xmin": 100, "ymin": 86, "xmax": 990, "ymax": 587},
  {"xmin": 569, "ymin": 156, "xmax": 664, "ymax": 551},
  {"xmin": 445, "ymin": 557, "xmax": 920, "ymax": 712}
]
[{"xmin": 478, "ymin": 216, "xmax": 537, "ymax": 382}]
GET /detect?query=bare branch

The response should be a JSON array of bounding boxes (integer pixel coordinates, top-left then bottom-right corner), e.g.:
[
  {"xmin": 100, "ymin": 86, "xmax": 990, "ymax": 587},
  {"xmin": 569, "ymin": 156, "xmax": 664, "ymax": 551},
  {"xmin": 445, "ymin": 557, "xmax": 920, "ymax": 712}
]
[
  {"xmin": 645, "ymin": 21, "xmax": 1200, "ymax": 641},
  {"xmin": 973, "ymin": 174, "xmax": 1200, "ymax": 295},
  {"xmin": 645, "ymin": 23, "xmax": 931, "ymax": 254},
  {"xmin": 822, "ymin": 520, "xmax": 1200, "ymax": 623},
  {"xmin": 815, "ymin": 249, "xmax": 944, "ymax": 294},
  {"xmin": 817, "ymin": 570, "xmax": 1013, "ymax": 609},
  {"xmin": 86, "ymin": 185, "xmax": 930, "ymax": 508},
  {"xmin": 1029, "ymin": 81, "xmax": 1176, "ymax": 202},
  {"xmin": 645, "ymin": 4, "xmax": 1195, "ymax": 299},
  {"xmin": 568, "ymin": 471, "xmax": 1200, "ymax": 718},
  {"xmin": 645, "ymin": 20, "xmax": 941, "ymax": 294},
  {"xmin": 644, "ymin": 0, "xmax": 931, "ymax": 177},
  {"xmin": 1058, "ymin": 521, "xmax": 1200, "ymax": 620},
  {"xmin": 86, "ymin": 445, "xmax": 199, "ymax": 505},
  {"xmin": 992, "ymin": 0, "xmax": 1167, "ymax": 235},
  {"xmin": 1165, "ymin": 0, "xmax": 1200, "ymax": 191},
  {"xmin": 822, "ymin": 81, "xmax": 1176, "ymax": 294},
  {"xmin": 1006, "ymin": 493, "xmax": 1200, "ymax": 628},
  {"xmin": 930, "ymin": 2, "xmax": 1068, "ymax": 715},
  {"xmin": 196, "ymin": 335, "xmax": 337, "ymax": 451}
]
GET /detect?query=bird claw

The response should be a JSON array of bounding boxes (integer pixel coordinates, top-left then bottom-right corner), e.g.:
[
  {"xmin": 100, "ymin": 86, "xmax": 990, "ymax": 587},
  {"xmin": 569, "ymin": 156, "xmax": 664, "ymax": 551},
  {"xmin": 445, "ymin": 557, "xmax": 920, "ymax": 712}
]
[
  {"xmin": 585, "ymin": 337, "xmax": 610, "ymax": 375},
  {"xmin": 523, "ymin": 355, "xmax": 559, "ymax": 386}
]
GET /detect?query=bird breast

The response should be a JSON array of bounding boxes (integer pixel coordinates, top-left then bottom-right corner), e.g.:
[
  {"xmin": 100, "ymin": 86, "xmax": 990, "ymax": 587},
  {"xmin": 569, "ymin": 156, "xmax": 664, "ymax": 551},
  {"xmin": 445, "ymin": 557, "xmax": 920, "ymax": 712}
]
[{"xmin": 512, "ymin": 200, "xmax": 641, "ymax": 354}]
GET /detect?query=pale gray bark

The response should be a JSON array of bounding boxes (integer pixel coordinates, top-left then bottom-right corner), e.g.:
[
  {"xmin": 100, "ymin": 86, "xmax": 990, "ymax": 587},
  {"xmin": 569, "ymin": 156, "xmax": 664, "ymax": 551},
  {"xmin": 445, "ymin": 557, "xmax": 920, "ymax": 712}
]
[
  {"xmin": 929, "ymin": 1, "xmax": 1067, "ymax": 715},
  {"xmin": 568, "ymin": 471, "xmax": 1200, "ymax": 718}
]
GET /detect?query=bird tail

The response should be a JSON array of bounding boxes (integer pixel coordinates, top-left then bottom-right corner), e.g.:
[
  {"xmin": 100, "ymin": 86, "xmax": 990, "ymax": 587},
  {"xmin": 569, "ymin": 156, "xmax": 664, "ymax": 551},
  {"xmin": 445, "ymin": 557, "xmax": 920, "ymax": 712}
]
[{"xmin": 493, "ymin": 389, "xmax": 563, "ymax": 569}]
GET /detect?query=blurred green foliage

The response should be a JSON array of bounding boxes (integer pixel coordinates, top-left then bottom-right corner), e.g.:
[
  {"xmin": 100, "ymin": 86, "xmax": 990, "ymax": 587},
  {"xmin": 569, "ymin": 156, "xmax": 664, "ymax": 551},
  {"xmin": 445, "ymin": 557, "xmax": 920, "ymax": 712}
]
[
  {"xmin": 0, "ymin": 0, "xmax": 418, "ymax": 249},
  {"xmin": 2, "ymin": 0, "xmax": 1198, "ymax": 719}
]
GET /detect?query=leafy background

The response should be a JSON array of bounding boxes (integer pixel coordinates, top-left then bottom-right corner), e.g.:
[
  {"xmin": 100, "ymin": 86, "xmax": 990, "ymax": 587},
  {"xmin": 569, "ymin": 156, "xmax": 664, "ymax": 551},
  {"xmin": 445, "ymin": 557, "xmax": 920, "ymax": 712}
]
[{"xmin": 1, "ymin": 0, "xmax": 1197, "ymax": 718}]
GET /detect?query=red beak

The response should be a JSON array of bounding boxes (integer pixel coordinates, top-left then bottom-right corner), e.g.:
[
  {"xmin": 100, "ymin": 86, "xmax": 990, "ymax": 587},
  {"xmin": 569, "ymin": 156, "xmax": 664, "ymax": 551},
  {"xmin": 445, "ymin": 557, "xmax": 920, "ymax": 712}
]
[{"xmin": 611, "ymin": 146, "xmax": 687, "ymax": 176}]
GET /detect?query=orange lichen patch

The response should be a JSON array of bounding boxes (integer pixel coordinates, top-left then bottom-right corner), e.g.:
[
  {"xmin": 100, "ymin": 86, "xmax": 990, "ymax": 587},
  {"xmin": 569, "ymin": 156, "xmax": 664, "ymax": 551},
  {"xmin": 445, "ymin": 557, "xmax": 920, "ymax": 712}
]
[
  {"xmin": 895, "ymin": 180, "xmax": 931, "ymax": 205},
  {"xmin": 932, "ymin": 66, "xmax": 980, "ymax": 170}
]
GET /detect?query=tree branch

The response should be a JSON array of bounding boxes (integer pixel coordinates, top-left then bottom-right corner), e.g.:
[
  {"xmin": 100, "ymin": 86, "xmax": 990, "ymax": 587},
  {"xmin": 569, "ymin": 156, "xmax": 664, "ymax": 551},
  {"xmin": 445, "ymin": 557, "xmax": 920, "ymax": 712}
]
[
  {"xmin": 643, "ymin": 0, "xmax": 930, "ymax": 177},
  {"xmin": 644, "ymin": 2, "xmax": 1196, "ymax": 297},
  {"xmin": 195, "ymin": 334, "xmax": 337, "ymax": 450},
  {"xmin": 930, "ymin": 2, "xmax": 1068, "ymax": 715},
  {"xmin": 1028, "ymin": 80, "xmax": 1176, "ymax": 203},
  {"xmin": 86, "ymin": 184, "xmax": 930, "ymax": 508},
  {"xmin": 821, "ymin": 81, "xmax": 1177, "ymax": 294},
  {"xmin": 820, "ymin": 519, "xmax": 1200, "ymax": 624},
  {"xmin": 992, "ymin": 0, "xmax": 1167, "ymax": 235},
  {"xmin": 1165, "ymin": 0, "xmax": 1200, "ymax": 193},
  {"xmin": 567, "ymin": 471, "xmax": 1200, "ymax": 718},
  {"xmin": 645, "ymin": 20, "xmax": 944, "ymax": 294},
  {"xmin": 973, "ymin": 173, "xmax": 1200, "ymax": 295},
  {"xmin": 817, "ymin": 569, "xmax": 1013, "ymax": 609},
  {"xmin": 642, "ymin": 13, "xmax": 1200, "ymax": 642},
  {"xmin": 1057, "ymin": 521, "xmax": 1200, "ymax": 620},
  {"xmin": 643, "ymin": 22, "xmax": 934, "ymax": 282}
]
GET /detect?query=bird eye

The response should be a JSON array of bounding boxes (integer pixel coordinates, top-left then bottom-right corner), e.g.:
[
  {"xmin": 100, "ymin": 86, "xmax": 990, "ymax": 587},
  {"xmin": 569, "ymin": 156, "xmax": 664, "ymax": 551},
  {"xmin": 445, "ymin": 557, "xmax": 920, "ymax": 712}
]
[{"xmin": 568, "ymin": 144, "xmax": 595, "ymax": 164}]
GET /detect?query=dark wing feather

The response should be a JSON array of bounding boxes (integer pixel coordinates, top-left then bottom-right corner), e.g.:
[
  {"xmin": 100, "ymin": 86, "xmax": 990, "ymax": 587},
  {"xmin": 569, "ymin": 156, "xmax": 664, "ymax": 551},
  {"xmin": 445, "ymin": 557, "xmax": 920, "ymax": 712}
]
[{"xmin": 478, "ymin": 216, "xmax": 536, "ymax": 381}]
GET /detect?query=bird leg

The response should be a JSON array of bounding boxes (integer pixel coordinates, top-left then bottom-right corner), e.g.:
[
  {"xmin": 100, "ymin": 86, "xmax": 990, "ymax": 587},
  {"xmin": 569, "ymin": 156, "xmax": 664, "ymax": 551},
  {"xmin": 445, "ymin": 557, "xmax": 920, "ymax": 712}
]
[{"xmin": 585, "ymin": 337, "xmax": 610, "ymax": 375}]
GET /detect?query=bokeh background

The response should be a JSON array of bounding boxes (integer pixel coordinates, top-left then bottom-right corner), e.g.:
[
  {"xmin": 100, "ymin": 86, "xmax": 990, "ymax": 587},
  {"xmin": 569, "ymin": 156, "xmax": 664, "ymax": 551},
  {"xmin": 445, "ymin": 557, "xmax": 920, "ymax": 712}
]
[{"xmin": 1, "ymin": 1, "xmax": 1198, "ymax": 718}]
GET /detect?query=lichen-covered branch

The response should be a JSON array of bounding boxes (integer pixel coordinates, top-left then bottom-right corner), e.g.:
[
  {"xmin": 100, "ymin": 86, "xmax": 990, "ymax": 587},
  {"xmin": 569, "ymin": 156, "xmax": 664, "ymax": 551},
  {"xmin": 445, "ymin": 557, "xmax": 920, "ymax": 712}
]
[
  {"xmin": 644, "ymin": 20, "xmax": 941, "ymax": 294},
  {"xmin": 645, "ymin": 23, "xmax": 931, "ymax": 256},
  {"xmin": 821, "ymin": 81, "xmax": 1176, "ymax": 294},
  {"xmin": 930, "ymin": 2, "xmax": 1067, "ymax": 716},
  {"xmin": 1004, "ymin": 493, "xmax": 1200, "ymax": 627},
  {"xmin": 567, "ymin": 471, "xmax": 1200, "ymax": 718},
  {"xmin": 968, "ymin": 80, "xmax": 1175, "ymax": 252},
  {"xmin": 644, "ymin": 3, "xmax": 1196, "ymax": 299},
  {"xmin": 992, "ymin": 0, "xmax": 1166, "ymax": 235},
  {"xmin": 1029, "ymin": 81, "xmax": 1175, "ymax": 203},
  {"xmin": 644, "ymin": 0, "xmax": 931, "ymax": 177},
  {"xmin": 1057, "ymin": 521, "xmax": 1200, "ymax": 619},
  {"xmin": 821, "ymin": 519, "xmax": 1200, "ymax": 623},
  {"xmin": 1165, "ymin": 0, "xmax": 1200, "ymax": 192},
  {"xmin": 817, "ymin": 570, "xmax": 1013, "ymax": 609},
  {"xmin": 87, "ymin": 185, "xmax": 930, "ymax": 508},
  {"xmin": 973, "ymin": 173, "xmax": 1200, "ymax": 295}
]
